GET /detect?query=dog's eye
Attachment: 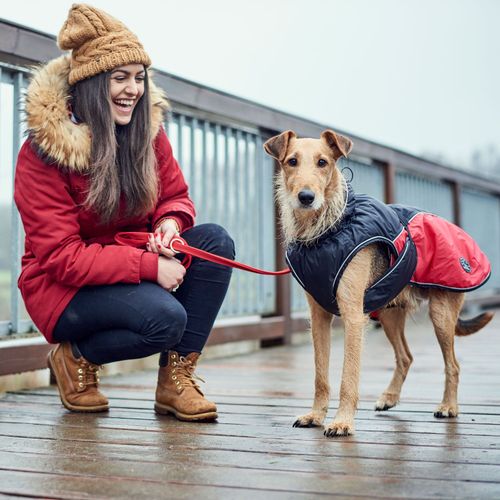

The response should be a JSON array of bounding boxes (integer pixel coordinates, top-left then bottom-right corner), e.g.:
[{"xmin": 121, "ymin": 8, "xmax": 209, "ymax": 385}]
[
  {"xmin": 287, "ymin": 158, "xmax": 298, "ymax": 167},
  {"xmin": 317, "ymin": 159, "xmax": 327, "ymax": 167}
]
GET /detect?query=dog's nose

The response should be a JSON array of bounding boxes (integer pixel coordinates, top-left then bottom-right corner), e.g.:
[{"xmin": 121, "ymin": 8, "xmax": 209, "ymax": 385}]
[{"xmin": 298, "ymin": 190, "xmax": 315, "ymax": 206}]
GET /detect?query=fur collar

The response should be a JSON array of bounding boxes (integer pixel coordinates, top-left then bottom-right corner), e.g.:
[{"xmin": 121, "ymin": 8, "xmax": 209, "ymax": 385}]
[{"xmin": 24, "ymin": 55, "xmax": 169, "ymax": 172}]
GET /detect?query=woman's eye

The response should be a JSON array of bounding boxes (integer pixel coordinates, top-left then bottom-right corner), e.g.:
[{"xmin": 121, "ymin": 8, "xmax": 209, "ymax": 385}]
[
  {"xmin": 287, "ymin": 158, "xmax": 298, "ymax": 166},
  {"xmin": 136, "ymin": 77, "xmax": 145, "ymax": 82},
  {"xmin": 317, "ymin": 159, "xmax": 327, "ymax": 167}
]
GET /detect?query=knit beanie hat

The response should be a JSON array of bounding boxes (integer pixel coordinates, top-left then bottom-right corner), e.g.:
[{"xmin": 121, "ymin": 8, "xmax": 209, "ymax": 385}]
[{"xmin": 58, "ymin": 3, "xmax": 152, "ymax": 85}]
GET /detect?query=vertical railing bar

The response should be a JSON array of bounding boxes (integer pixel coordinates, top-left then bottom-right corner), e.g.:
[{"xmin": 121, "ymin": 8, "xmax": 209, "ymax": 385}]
[
  {"xmin": 164, "ymin": 109, "xmax": 170, "ymax": 137},
  {"xmin": 202, "ymin": 120, "xmax": 209, "ymax": 223},
  {"xmin": 244, "ymin": 131, "xmax": 253, "ymax": 314},
  {"xmin": 213, "ymin": 124, "xmax": 220, "ymax": 227},
  {"xmin": 222, "ymin": 127, "xmax": 231, "ymax": 316},
  {"xmin": 169, "ymin": 112, "xmax": 177, "ymax": 155},
  {"xmin": 0, "ymin": 66, "xmax": 5, "ymax": 337},
  {"xmin": 10, "ymin": 71, "xmax": 22, "ymax": 334},
  {"xmin": 257, "ymin": 134, "xmax": 275, "ymax": 314},
  {"xmin": 223, "ymin": 127, "xmax": 230, "ymax": 237},
  {"xmin": 223, "ymin": 127, "xmax": 235, "ymax": 315},
  {"xmin": 239, "ymin": 130, "xmax": 250, "ymax": 315},
  {"xmin": 177, "ymin": 114, "xmax": 185, "ymax": 180},
  {"xmin": 233, "ymin": 129, "xmax": 242, "ymax": 315},
  {"xmin": 256, "ymin": 134, "xmax": 265, "ymax": 311},
  {"xmin": 190, "ymin": 117, "xmax": 197, "ymax": 206},
  {"xmin": 253, "ymin": 133, "xmax": 264, "ymax": 314},
  {"xmin": 236, "ymin": 129, "xmax": 245, "ymax": 314}
]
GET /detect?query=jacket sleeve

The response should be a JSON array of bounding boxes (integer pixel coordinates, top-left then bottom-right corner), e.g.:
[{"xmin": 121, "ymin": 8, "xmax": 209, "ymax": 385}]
[
  {"xmin": 14, "ymin": 141, "xmax": 159, "ymax": 287},
  {"xmin": 151, "ymin": 128, "xmax": 196, "ymax": 233}
]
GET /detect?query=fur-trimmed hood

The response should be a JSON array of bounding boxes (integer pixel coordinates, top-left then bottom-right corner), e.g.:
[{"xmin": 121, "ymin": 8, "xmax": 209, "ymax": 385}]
[{"xmin": 24, "ymin": 55, "xmax": 169, "ymax": 172}]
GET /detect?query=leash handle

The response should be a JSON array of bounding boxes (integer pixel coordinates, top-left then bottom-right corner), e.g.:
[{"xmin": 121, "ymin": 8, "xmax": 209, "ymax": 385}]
[
  {"xmin": 114, "ymin": 232, "xmax": 193, "ymax": 269},
  {"xmin": 114, "ymin": 232, "xmax": 291, "ymax": 276}
]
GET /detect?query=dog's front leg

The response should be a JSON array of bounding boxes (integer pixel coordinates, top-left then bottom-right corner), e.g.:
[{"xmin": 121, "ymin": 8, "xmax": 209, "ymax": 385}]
[
  {"xmin": 324, "ymin": 250, "xmax": 371, "ymax": 437},
  {"xmin": 293, "ymin": 293, "xmax": 333, "ymax": 428}
]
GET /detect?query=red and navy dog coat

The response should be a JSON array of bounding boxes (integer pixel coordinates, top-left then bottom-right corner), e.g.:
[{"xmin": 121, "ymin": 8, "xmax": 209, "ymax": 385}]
[{"xmin": 286, "ymin": 184, "xmax": 491, "ymax": 316}]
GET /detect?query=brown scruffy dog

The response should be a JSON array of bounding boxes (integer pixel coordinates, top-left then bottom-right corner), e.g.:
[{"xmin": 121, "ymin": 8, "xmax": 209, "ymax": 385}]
[{"xmin": 264, "ymin": 129, "xmax": 493, "ymax": 438}]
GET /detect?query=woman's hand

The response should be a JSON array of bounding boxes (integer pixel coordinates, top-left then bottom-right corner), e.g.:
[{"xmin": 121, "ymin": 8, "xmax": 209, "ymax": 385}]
[
  {"xmin": 147, "ymin": 218, "xmax": 180, "ymax": 258},
  {"xmin": 157, "ymin": 255, "xmax": 186, "ymax": 292},
  {"xmin": 147, "ymin": 218, "xmax": 184, "ymax": 291}
]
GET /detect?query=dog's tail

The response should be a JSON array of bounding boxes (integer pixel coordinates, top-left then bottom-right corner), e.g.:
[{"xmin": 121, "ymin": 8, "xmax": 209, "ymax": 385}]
[{"xmin": 455, "ymin": 312, "xmax": 494, "ymax": 336}]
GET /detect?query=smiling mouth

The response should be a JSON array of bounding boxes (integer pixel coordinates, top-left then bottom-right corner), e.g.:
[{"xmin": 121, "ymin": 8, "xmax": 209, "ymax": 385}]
[{"xmin": 113, "ymin": 99, "xmax": 136, "ymax": 113}]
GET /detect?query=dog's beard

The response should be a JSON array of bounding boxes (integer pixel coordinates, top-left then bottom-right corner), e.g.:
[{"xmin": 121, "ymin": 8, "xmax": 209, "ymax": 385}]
[{"xmin": 276, "ymin": 173, "xmax": 347, "ymax": 246}]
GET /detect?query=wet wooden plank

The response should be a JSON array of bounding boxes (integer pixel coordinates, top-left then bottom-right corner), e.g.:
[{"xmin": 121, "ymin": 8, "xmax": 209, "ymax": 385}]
[
  {"xmin": 1, "ymin": 436, "xmax": 500, "ymax": 482},
  {"xmin": 2, "ymin": 422, "xmax": 500, "ymax": 466},
  {"xmin": 4, "ymin": 391, "xmax": 500, "ymax": 418},
  {"xmin": 2, "ymin": 409, "xmax": 500, "ymax": 449},
  {"xmin": 2, "ymin": 404, "xmax": 500, "ymax": 436},
  {"xmin": 2, "ymin": 451, "xmax": 500, "ymax": 499},
  {"xmin": 0, "ymin": 470, "xmax": 311, "ymax": 500}
]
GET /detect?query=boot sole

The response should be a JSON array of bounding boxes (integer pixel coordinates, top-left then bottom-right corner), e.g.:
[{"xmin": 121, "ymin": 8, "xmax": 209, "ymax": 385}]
[
  {"xmin": 154, "ymin": 402, "xmax": 218, "ymax": 421},
  {"xmin": 47, "ymin": 351, "xmax": 109, "ymax": 413}
]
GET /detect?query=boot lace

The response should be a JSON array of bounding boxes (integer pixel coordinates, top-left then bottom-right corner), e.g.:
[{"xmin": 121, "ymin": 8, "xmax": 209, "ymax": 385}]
[
  {"xmin": 77, "ymin": 360, "xmax": 102, "ymax": 389},
  {"xmin": 172, "ymin": 356, "xmax": 205, "ymax": 392}
]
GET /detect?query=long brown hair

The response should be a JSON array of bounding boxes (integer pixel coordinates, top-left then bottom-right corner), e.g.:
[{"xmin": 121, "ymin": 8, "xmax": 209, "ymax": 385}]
[{"xmin": 71, "ymin": 70, "xmax": 158, "ymax": 224}]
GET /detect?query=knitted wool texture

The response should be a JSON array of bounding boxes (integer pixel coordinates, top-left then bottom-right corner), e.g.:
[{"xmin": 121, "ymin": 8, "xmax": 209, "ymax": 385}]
[{"xmin": 58, "ymin": 3, "xmax": 151, "ymax": 85}]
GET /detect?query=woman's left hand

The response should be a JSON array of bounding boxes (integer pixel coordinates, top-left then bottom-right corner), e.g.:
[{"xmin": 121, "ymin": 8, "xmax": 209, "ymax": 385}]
[{"xmin": 147, "ymin": 219, "xmax": 180, "ymax": 258}]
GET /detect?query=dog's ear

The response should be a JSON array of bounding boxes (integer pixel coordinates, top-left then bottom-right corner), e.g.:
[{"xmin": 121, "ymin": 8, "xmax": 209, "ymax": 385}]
[
  {"xmin": 264, "ymin": 130, "xmax": 297, "ymax": 163},
  {"xmin": 321, "ymin": 130, "xmax": 353, "ymax": 160}
]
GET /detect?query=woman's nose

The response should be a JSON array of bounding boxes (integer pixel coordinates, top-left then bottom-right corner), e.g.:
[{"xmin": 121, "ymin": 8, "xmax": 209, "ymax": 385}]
[{"xmin": 125, "ymin": 80, "xmax": 138, "ymax": 95}]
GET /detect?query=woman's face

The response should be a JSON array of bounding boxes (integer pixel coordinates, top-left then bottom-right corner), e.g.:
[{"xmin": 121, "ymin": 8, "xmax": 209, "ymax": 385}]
[{"xmin": 109, "ymin": 64, "xmax": 145, "ymax": 125}]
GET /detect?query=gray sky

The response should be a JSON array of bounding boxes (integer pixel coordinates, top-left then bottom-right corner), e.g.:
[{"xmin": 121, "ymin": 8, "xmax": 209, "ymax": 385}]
[{"xmin": 2, "ymin": 0, "xmax": 499, "ymax": 168}]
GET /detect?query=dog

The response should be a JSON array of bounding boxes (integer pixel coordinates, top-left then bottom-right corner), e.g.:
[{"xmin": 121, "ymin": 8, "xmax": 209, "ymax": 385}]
[{"xmin": 264, "ymin": 129, "xmax": 493, "ymax": 437}]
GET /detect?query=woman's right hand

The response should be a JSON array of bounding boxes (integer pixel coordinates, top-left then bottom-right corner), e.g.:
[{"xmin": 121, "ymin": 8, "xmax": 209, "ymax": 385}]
[{"xmin": 157, "ymin": 255, "xmax": 186, "ymax": 292}]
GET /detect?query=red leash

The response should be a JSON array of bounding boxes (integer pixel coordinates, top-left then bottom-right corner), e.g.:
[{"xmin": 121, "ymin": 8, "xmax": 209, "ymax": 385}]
[{"xmin": 115, "ymin": 232, "xmax": 291, "ymax": 276}]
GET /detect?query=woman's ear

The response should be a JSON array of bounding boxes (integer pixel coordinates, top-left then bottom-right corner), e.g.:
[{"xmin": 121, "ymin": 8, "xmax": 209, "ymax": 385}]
[
  {"xmin": 264, "ymin": 130, "xmax": 296, "ymax": 162},
  {"xmin": 321, "ymin": 130, "xmax": 353, "ymax": 160}
]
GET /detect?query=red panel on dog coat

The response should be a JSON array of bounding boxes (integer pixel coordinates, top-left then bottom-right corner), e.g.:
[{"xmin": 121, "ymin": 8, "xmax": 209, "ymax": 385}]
[{"xmin": 394, "ymin": 213, "xmax": 491, "ymax": 291}]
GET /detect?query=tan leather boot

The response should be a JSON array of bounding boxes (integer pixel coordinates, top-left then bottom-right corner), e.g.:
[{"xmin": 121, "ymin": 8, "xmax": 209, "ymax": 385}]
[
  {"xmin": 47, "ymin": 342, "xmax": 109, "ymax": 412},
  {"xmin": 155, "ymin": 351, "xmax": 217, "ymax": 421}
]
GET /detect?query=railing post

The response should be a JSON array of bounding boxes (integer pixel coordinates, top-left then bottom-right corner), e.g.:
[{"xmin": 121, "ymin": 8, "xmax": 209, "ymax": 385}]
[
  {"xmin": 451, "ymin": 181, "xmax": 462, "ymax": 227},
  {"xmin": 383, "ymin": 161, "xmax": 396, "ymax": 204},
  {"xmin": 273, "ymin": 162, "xmax": 292, "ymax": 345}
]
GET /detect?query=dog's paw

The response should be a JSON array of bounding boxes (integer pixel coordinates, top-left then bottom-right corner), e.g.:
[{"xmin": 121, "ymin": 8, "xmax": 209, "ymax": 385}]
[
  {"xmin": 374, "ymin": 392, "xmax": 399, "ymax": 412},
  {"xmin": 434, "ymin": 404, "xmax": 459, "ymax": 418},
  {"xmin": 292, "ymin": 413, "xmax": 324, "ymax": 428},
  {"xmin": 323, "ymin": 420, "xmax": 354, "ymax": 437}
]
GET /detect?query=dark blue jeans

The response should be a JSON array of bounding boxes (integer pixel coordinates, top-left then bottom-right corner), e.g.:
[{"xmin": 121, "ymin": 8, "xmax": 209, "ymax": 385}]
[{"xmin": 53, "ymin": 224, "xmax": 234, "ymax": 365}]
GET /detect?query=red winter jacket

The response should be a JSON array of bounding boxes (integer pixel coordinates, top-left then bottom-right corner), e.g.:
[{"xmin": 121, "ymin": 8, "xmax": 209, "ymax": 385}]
[{"xmin": 13, "ymin": 56, "xmax": 195, "ymax": 342}]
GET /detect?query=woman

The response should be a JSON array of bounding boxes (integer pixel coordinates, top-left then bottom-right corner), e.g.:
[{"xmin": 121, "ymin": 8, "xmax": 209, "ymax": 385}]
[{"xmin": 14, "ymin": 4, "xmax": 234, "ymax": 421}]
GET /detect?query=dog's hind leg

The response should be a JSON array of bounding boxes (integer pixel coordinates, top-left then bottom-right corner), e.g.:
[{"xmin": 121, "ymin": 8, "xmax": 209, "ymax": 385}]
[
  {"xmin": 375, "ymin": 306, "xmax": 412, "ymax": 411},
  {"xmin": 293, "ymin": 294, "xmax": 333, "ymax": 428},
  {"xmin": 429, "ymin": 290, "xmax": 464, "ymax": 418}
]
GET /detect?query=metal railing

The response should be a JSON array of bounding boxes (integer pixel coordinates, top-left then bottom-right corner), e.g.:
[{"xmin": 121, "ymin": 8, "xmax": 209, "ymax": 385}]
[
  {"xmin": 165, "ymin": 112, "xmax": 276, "ymax": 318},
  {"xmin": 1, "ymin": 62, "xmax": 29, "ymax": 336},
  {"xmin": 1, "ymin": 18, "xmax": 500, "ymax": 351}
]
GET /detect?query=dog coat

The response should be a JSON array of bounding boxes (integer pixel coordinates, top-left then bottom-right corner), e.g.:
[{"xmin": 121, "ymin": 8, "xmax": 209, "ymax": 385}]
[{"xmin": 286, "ymin": 185, "xmax": 491, "ymax": 316}]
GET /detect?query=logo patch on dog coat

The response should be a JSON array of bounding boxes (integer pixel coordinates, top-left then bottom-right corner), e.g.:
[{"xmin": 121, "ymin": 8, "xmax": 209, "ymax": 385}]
[{"xmin": 460, "ymin": 257, "xmax": 471, "ymax": 273}]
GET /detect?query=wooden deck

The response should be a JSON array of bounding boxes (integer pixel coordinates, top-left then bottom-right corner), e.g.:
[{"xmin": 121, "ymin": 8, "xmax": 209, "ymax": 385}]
[{"xmin": 1, "ymin": 309, "xmax": 499, "ymax": 499}]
